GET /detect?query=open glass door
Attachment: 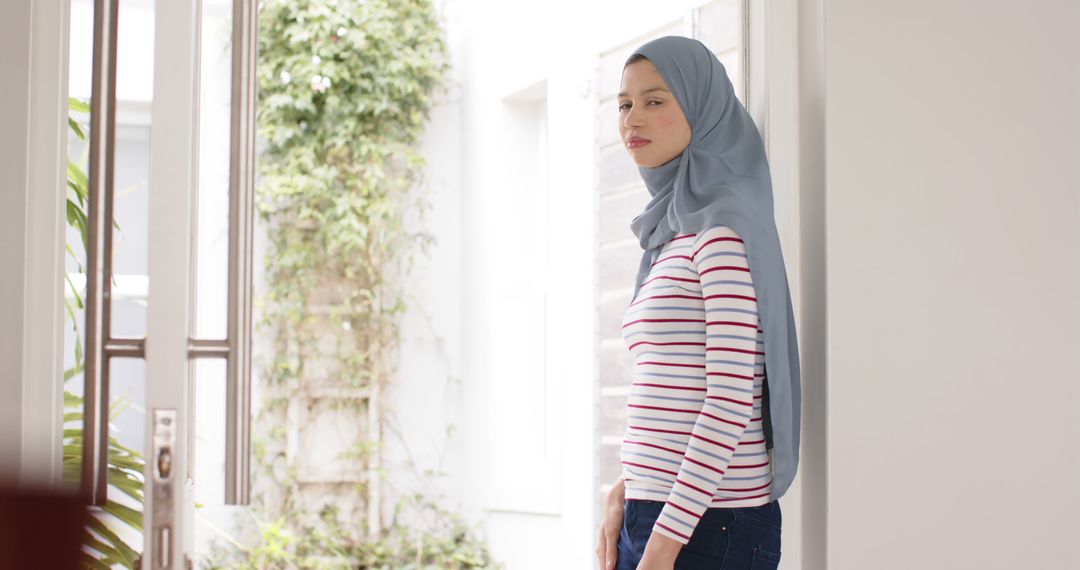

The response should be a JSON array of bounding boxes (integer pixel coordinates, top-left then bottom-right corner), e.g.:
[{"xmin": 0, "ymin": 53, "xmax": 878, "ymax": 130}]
[{"xmin": 70, "ymin": 0, "xmax": 257, "ymax": 567}]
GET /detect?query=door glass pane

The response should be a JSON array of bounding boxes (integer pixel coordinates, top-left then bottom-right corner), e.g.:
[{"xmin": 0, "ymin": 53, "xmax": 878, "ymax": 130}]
[
  {"xmin": 193, "ymin": 0, "xmax": 232, "ymax": 342},
  {"xmin": 64, "ymin": 0, "xmax": 155, "ymax": 566},
  {"xmin": 192, "ymin": 1, "xmax": 253, "ymax": 566},
  {"xmin": 193, "ymin": 360, "xmax": 242, "ymax": 566},
  {"xmin": 104, "ymin": 356, "xmax": 149, "ymax": 556}
]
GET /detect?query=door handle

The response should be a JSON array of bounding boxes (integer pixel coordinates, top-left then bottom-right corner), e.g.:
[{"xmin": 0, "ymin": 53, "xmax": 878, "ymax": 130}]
[
  {"xmin": 82, "ymin": 0, "xmax": 129, "ymax": 507},
  {"xmin": 151, "ymin": 409, "xmax": 176, "ymax": 569},
  {"xmin": 224, "ymin": 0, "xmax": 257, "ymax": 507}
]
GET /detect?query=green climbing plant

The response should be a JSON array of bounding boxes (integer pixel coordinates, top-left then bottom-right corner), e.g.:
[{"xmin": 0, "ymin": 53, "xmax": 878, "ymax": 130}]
[{"xmin": 200, "ymin": 0, "xmax": 502, "ymax": 567}]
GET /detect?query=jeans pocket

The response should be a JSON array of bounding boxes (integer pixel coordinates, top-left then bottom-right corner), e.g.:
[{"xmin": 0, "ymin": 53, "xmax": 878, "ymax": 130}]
[
  {"xmin": 748, "ymin": 545, "xmax": 782, "ymax": 569},
  {"xmin": 735, "ymin": 501, "xmax": 782, "ymax": 534},
  {"xmin": 679, "ymin": 521, "xmax": 729, "ymax": 558}
]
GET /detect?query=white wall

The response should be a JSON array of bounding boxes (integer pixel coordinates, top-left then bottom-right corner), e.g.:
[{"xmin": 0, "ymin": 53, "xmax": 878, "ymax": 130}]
[
  {"xmin": 392, "ymin": 0, "xmax": 601, "ymax": 566},
  {"xmin": 823, "ymin": 0, "xmax": 1080, "ymax": 568}
]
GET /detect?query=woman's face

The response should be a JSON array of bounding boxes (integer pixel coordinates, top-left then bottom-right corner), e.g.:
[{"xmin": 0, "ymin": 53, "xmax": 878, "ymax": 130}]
[{"xmin": 618, "ymin": 59, "xmax": 692, "ymax": 167}]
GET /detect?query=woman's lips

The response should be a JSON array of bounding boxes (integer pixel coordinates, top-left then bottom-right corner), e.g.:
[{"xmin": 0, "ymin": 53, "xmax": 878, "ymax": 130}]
[{"xmin": 627, "ymin": 138, "xmax": 651, "ymax": 149}]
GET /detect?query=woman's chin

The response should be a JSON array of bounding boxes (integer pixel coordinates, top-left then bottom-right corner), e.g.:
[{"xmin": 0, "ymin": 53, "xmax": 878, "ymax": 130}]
[{"xmin": 630, "ymin": 154, "xmax": 658, "ymax": 168}]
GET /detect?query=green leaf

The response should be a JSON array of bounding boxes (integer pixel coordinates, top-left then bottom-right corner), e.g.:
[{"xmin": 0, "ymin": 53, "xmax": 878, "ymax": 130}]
[
  {"xmin": 69, "ymin": 96, "xmax": 90, "ymax": 114},
  {"xmin": 69, "ymin": 117, "xmax": 86, "ymax": 141},
  {"xmin": 67, "ymin": 160, "xmax": 89, "ymax": 200},
  {"xmin": 85, "ymin": 512, "xmax": 139, "ymax": 565},
  {"xmin": 78, "ymin": 550, "xmax": 116, "ymax": 570},
  {"xmin": 102, "ymin": 500, "xmax": 143, "ymax": 531},
  {"xmin": 64, "ymin": 391, "xmax": 83, "ymax": 407}
]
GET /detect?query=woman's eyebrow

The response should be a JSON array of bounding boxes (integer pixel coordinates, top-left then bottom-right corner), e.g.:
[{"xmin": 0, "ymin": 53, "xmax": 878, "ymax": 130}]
[{"xmin": 617, "ymin": 86, "xmax": 670, "ymax": 98}]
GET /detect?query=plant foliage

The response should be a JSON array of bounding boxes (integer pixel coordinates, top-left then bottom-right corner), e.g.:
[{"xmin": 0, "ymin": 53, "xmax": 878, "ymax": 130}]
[{"xmin": 202, "ymin": 0, "xmax": 502, "ymax": 567}]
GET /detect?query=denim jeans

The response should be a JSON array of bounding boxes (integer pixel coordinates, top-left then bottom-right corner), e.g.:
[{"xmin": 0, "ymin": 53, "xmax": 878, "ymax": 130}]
[{"xmin": 615, "ymin": 498, "xmax": 782, "ymax": 570}]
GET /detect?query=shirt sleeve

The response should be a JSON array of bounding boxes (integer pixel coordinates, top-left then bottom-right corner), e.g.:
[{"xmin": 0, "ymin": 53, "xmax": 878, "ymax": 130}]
[{"xmin": 651, "ymin": 224, "xmax": 761, "ymax": 545}]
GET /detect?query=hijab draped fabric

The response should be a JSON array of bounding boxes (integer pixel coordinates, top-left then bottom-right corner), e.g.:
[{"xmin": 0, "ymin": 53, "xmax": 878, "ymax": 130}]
[{"xmin": 625, "ymin": 35, "xmax": 802, "ymax": 500}]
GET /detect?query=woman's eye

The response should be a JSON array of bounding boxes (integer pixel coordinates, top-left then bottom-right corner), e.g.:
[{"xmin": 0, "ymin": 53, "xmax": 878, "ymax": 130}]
[{"xmin": 618, "ymin": 100, "xmax": 661, "ymax": 112}]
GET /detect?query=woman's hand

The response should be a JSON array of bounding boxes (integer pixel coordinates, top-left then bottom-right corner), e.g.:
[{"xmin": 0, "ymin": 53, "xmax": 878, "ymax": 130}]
[{"xmin": 596, "ymin": 479, "xmax": 626, "ymax": 570}]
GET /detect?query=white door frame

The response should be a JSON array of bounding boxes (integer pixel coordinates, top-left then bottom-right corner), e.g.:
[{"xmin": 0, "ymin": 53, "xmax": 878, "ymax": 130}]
[
  {"xmin": 17, "ymin": 0, "xmax": 71, "ymax": 487},
  {"xmin": 759, "ymin": 1, "xmax": 810, "ymax": 569},
  {"xmin": 144, "ymin": 0, "xmax": 201, "ymax": 566}
]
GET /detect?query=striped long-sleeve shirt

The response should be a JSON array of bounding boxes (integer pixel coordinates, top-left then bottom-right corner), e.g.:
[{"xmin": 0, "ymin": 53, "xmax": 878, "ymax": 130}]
[{"xmin": 619, "ymin": 224, "xmax": 772, "ymax": 545}]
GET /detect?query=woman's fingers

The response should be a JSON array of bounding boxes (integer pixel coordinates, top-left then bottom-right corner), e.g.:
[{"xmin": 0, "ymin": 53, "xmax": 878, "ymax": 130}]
[
  {"xmin": 598, "ymin": 521, "xmax": 622, "ymax": 570},
  {"xmin": 599, "ymin": 498, "xmax": 625, "ymax": 569},
  {"xmin": 604, "ymin": 529, "xmax": 619, "ymax": 569},
  {"xmin": 596, "ymin": 528, "xmax": 608, "ymax": 569}
]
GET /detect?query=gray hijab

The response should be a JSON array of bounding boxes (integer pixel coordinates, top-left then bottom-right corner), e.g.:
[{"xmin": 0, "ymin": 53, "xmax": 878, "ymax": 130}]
[{"xmin": 624, "ymin": 35, "xmax": 802, "ymax": 500}]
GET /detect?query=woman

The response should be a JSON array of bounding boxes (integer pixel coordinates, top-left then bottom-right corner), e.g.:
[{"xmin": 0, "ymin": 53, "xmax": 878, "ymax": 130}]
[{"xmin": 595, "ymin": 36, "xmax": 802, "ymax": 570}]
